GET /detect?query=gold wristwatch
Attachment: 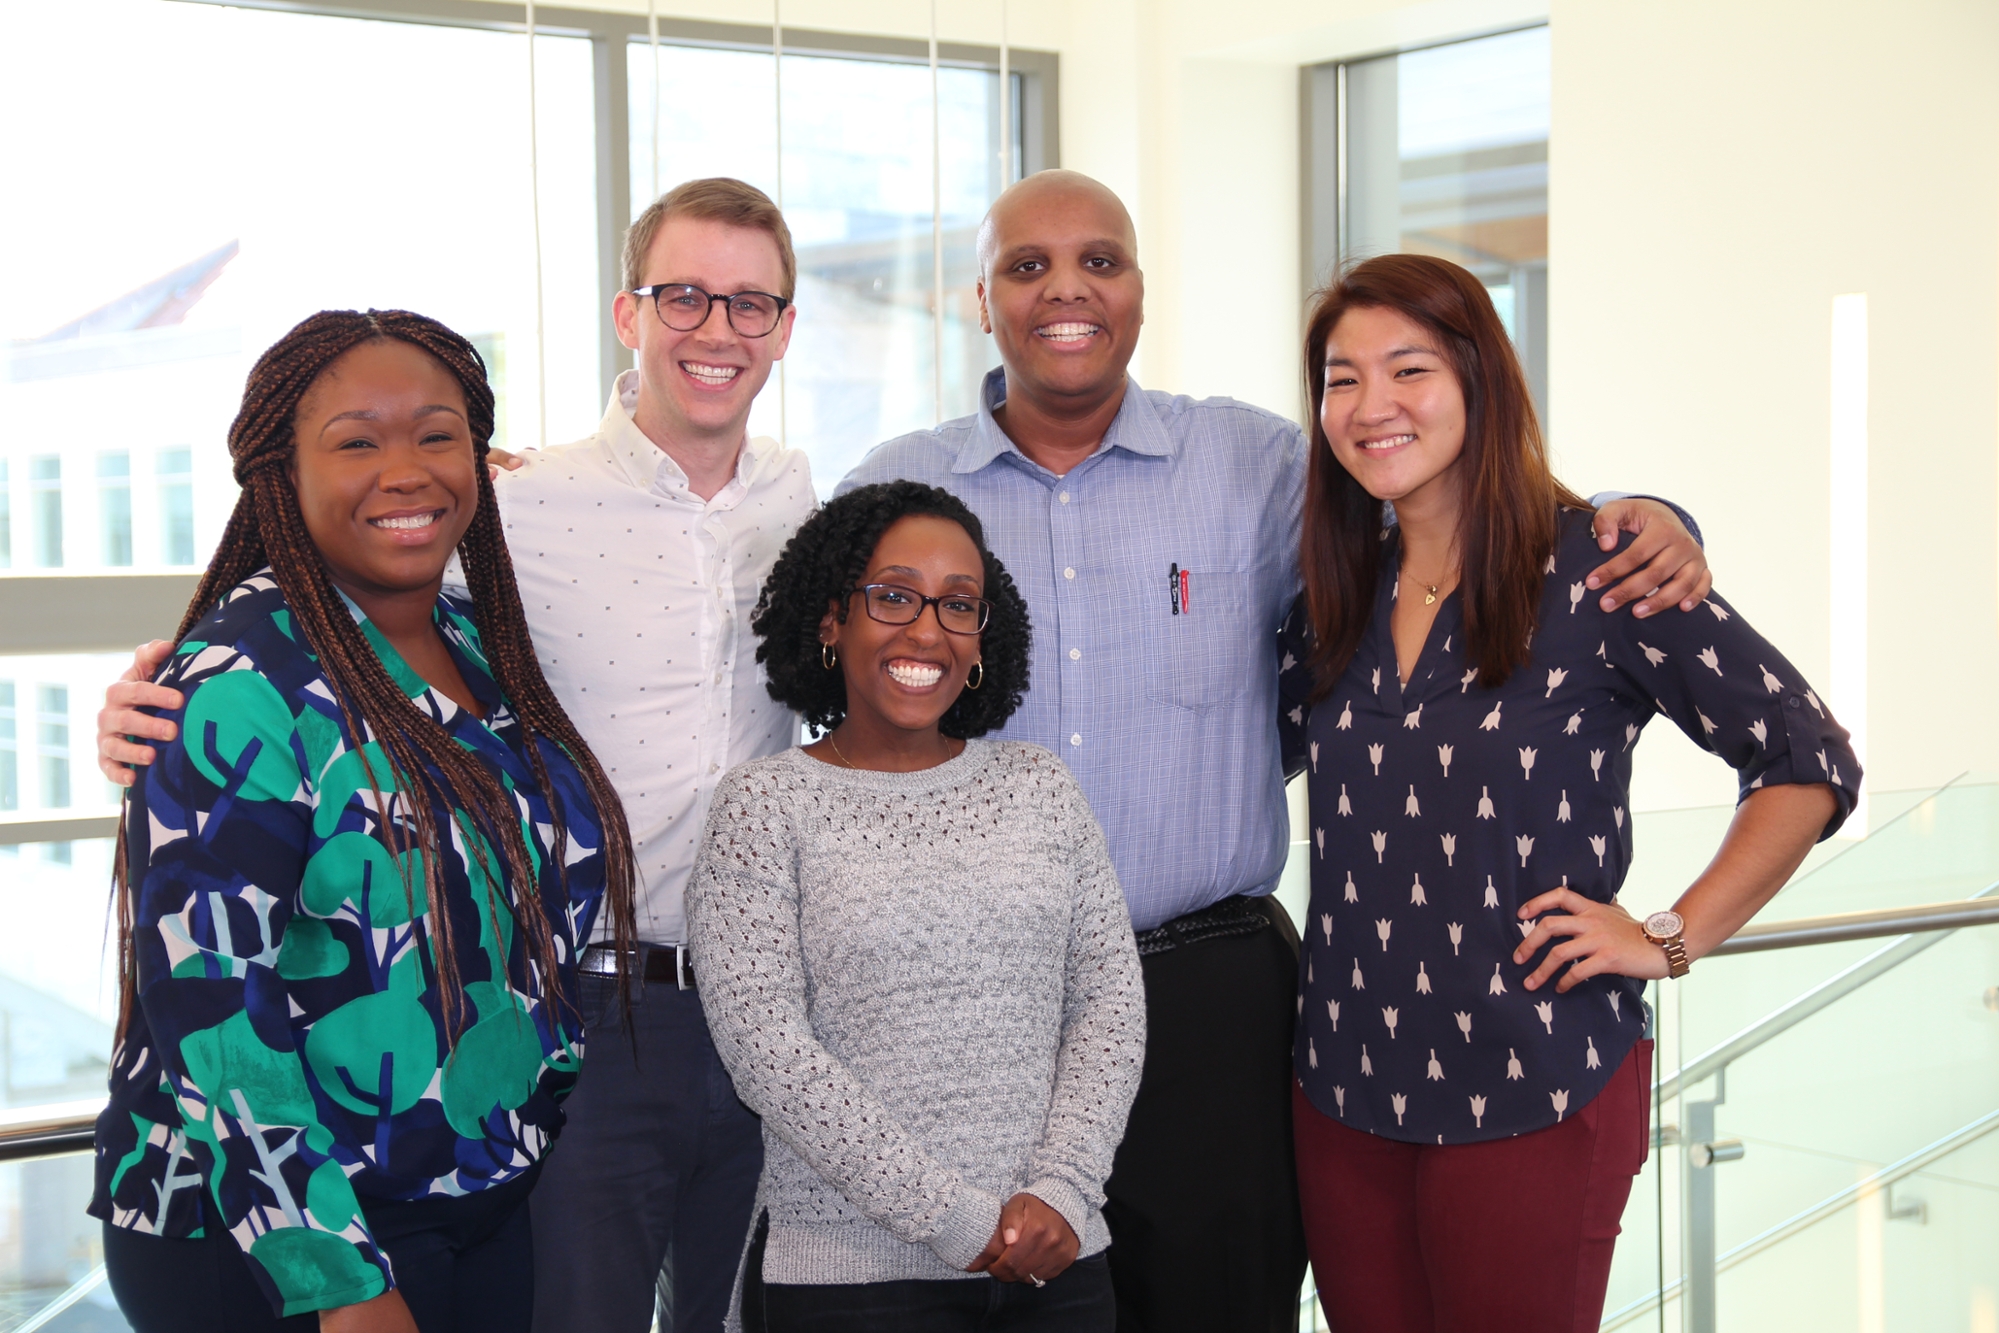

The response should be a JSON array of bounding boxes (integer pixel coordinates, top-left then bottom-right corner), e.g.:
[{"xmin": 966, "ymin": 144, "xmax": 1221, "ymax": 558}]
[{"xmin": 1643, "ymin": 910, "xmax": 1691, "ymax": 978}]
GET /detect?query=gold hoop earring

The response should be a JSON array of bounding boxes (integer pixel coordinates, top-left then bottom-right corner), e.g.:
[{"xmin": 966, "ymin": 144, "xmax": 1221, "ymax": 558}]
[
  {"xmin": 966, "ymin": 661, "xmax": 983, "ymax": 691},
  {"xmin": 822, "ymin": 643, "xmax": 838, "ymax": 670}
]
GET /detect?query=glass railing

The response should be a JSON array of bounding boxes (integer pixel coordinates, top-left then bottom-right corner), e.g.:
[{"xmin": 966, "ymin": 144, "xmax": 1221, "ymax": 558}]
[
  {"xmin": 13, "ymin": 784, "xmax": 1999, "ymax": 1333},
  {"xmin": 0, "ymin": 831, "xmax": 123, "ymax": 1333},
  {"xmin": 1603, "ymin": 779, "xmax": 1999, "ymax": 1331}
]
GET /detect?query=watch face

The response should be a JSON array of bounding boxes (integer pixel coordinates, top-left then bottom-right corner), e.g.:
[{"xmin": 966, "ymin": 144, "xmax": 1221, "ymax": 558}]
[{"xmin": 1645, "ymin": 910, "xmax": 1685, "ymax": 939}]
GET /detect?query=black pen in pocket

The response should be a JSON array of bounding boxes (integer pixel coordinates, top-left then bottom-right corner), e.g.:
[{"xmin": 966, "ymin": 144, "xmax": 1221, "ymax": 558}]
[{"xmin": 1169, "ymin": 562, "xmax": 1181, "ymax": 615}]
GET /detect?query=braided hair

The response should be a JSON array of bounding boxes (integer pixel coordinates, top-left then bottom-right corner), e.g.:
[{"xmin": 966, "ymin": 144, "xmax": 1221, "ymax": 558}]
[{"xmin": 115, "ymin": 309, "xmax": 637, "ymax": 1040}]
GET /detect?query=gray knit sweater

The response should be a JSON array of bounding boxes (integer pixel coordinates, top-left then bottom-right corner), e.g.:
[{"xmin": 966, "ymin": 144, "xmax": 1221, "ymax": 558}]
[{"xmin": 687, "ymin": 740, "xmax": 1145, "ymax": 1292}]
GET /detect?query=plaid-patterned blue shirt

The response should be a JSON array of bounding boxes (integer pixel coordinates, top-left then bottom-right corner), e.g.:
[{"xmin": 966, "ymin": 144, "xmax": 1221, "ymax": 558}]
[{"xmin": 839, "ymin": 368, "xmax": 1307, "ymax": 931}]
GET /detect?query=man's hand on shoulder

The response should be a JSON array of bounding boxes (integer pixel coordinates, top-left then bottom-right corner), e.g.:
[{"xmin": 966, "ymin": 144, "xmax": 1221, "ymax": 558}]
[
  {"xmin": 98, "ymin": 640, "xmax": 183, "ymax": 786},
  {"xmin": 1587, "ymin": 498, "xmax": 1712, "ymax": 619},
  {"xmin": 486, "ymin": 447, "xmax": 528, "ymax": 479}
]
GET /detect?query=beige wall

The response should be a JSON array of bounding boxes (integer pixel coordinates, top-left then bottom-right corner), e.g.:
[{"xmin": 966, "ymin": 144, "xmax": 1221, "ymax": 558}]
[
  {"xmin": 1548, "ymin": 0, "xmax": 1999, "ymax": 810},
  {"xmin": 600, "ymin": 0, "xmax": 1999, "ymax": 812}
]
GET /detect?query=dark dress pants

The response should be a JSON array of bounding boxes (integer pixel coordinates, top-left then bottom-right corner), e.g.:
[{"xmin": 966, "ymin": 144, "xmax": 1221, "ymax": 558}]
[
  {"xmin": 529, "ymin": 972, "xmax": 763, "ymax": 1333},
  {"xmin": 741, "ymin": 1213, "xmax": 1117, "ymax": 1333},
  {"xmin": 1101, "ymin": 899, "xmax": 1308, "ymax": 1333},
  {"xmin": 103, "ymin": 1162, "xmax": 539, "ymax": 1333}
]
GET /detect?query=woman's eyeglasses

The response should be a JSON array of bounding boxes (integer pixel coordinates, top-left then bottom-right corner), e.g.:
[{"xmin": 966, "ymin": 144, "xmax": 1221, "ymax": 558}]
[
  {"xmin": 631, "ymin": 283, "xmax": 790, "ymax": 338},
  {"xmin": 851, "ymin": 584, "xmax": 991, "ymax": 635}
]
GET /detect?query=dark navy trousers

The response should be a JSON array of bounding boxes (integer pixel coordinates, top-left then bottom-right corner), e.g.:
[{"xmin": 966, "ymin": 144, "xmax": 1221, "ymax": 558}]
[
  {"xmin": 103, "ymin": 1161, "xmax": 539, "ymax": 1333},
  {"xmin": 530, "ymin": 971, "xmax": 763, "ymax": 1333}
]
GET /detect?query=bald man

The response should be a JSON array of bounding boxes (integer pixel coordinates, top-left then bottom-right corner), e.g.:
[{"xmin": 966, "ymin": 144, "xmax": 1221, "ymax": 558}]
[{"xmin": 838, "ymin": 170, "xmax": 1709, "ymax": 1332}]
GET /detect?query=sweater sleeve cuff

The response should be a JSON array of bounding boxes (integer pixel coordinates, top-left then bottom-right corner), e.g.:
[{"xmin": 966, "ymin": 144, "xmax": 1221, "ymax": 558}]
[
  {"xmin": 927, "ymin": 1183, "xmax": 1004, "ymax": 1272},
  {"xmin": 1023, "ymin": 1177, "xmax": 1091, "ymax": 1253}
]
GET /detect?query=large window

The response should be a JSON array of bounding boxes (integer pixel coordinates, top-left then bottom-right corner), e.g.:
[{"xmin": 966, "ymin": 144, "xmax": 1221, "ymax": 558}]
[
  {"xmin": 0, "ymin": 9, "xmax": 1056, "ymax": 1285},
  {"xmin": 631, "ymin": 44, "xmax": 1022, "ymax": 486},
  {"xmin": 1, "ymin": 0, "xmax": 602, "ymax": 587},
  {"xmin": 1304, "ymin": 26, "xmax": 1550, "ymax": 416}
]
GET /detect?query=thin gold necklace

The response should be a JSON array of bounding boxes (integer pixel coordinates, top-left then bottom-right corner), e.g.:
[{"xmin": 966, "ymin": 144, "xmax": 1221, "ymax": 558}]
[
  {"xmin": 1403, "ymin": 572, "xmax": 1450, "ymax": 606},
  {"xmin": 825, "ymin": 730, "xmax": 957, "ymax": 770}
]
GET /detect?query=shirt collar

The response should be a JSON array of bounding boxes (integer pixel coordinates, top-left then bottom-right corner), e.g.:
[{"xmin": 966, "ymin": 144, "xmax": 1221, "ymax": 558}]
[
  {"xmin": 953, "ymin": 365, "xmax": 1179, "ymax": 475},
  {"xmin": 598, "ymin": 368, "xmax": 780, "ymax": 500},
  {"xmin": 328, "ymin": 581, "xmax": 501, "ymax": 711}
]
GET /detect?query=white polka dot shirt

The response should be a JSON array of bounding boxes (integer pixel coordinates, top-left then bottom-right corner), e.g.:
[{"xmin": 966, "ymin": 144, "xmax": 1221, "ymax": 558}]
[{"xmin": 451, "ymin": 370, "xmax": 816, "ymax": 945}]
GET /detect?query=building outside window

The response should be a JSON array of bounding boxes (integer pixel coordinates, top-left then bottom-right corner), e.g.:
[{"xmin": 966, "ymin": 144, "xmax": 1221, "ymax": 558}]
[
  {"xmin": 98, "ymin": 451, "xmax": 132, "ymax": 567},
  {"xmin": 0, "ymin": 459, "xmax": 10, "ymax": 567},
  {"xmin": 0, "ymin": 682, "xmax": 16, "ymax": 812},
  {"xmin": 35, "ymin": 685, "xmax": 68, "ymax": 811},
  {"xmin": 29, "ymin": 456, "xmax": 60, "ymax": 568},
  {"xmin": 157, "ymin": 447, "xmax": 194, "ymax": 566},
  {"xmin": 1304, "ymin": 25, "xmax": 1550, "ymax": 418}
]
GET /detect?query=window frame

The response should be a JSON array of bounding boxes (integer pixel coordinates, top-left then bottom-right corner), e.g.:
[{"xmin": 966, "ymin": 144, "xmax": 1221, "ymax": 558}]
[
  {"xmin": 174, "ymin": 0, "xmax": 1059, "ymax": 408},
  {"xmin": 0, "ymin": 0, "xmax": 1059, "ymax": 671}
]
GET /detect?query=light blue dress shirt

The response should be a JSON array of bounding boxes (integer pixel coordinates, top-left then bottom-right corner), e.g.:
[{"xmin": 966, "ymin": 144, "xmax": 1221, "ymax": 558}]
[{"xmin": 839, "ymin": 367, "xmax": 1307, "ymax": 931}]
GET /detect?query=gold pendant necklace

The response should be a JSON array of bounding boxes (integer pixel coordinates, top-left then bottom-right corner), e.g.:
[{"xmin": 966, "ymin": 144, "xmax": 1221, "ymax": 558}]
[{"xmin": 1422, "ymin": 584, "xmax": 1440, "ymax": 606}]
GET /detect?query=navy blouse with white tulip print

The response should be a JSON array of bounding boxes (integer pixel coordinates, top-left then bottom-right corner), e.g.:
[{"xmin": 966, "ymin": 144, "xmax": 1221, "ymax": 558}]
[{"xmin": 1278, "ymin": 508, "xmax": 1859, "ymax": 1144}]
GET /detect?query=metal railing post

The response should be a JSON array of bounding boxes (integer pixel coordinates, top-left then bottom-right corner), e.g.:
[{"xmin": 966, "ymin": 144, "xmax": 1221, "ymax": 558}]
[{"xmin": 1685, "ymin": 1077, "xmax": 1720, "ymax": 1333}]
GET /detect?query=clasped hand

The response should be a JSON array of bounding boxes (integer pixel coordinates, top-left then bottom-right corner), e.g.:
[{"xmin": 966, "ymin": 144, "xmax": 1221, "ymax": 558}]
[
  {"xmin": 1513, "ymin": 887, "xmax": 1670, "ymax": 993},
  {"xmin": 967, "ymin": 1192, "xmax": 1078, "ymax": 1285}
]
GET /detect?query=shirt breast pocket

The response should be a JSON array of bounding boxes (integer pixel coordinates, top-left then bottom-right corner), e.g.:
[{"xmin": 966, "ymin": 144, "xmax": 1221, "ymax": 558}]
[{"xmin": 1142, "ymin": 566, "xmax": 1257, "ymax": 713}]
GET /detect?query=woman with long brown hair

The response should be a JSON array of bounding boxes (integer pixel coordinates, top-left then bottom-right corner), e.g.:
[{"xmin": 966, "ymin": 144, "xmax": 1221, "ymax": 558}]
[
  {"xmin": 1278, "ymin": 255, "xmax": 1857, "ymax": 1330},
  {"xmin": 86, "ymin": 310, "xmax": 635, "ymax": 1333}
]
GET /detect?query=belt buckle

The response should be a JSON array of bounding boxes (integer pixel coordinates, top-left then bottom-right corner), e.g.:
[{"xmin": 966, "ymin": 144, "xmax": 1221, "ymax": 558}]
[{"xmin": 675, "ymin": 946, "xmax": 693, "ymax": 991}]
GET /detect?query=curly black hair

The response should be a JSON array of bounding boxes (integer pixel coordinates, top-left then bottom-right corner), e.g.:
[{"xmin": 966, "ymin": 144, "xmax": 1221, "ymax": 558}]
[{"xmin": 752, "ymin": 480, "xmax": 1030, "ymax": 737}]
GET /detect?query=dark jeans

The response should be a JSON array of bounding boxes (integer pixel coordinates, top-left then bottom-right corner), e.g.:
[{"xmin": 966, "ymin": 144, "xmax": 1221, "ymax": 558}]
[
  {"xmin": 742, "ymin": 1215, "xmax": 1115, "ymax": 1333},
  {"xmin": 1102, "ymin": 898, "xmax": 1308, "ymax": 1333},
  {"xmin": 529, "ymin": 971, "xmax": 763, "ymax": 1333},
  {"xmin": 102, "ymin": 1162, "xmax": 539, "ymax": 1333}
]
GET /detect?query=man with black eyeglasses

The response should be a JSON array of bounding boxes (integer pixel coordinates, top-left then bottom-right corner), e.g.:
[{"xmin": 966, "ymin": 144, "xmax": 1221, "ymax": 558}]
[{"xmin": 96, "ymin": 178, "xmax": 816, "ymax": 1333}]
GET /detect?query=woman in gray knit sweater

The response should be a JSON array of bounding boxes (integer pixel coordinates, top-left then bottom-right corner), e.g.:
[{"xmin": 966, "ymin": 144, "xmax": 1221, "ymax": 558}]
[{"xmin": 687, "ymin": 481, "xmax": 1145, "ymax": 1332}]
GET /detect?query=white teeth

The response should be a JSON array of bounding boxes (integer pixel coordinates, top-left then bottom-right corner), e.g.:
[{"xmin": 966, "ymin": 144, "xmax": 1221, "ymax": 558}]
[
  {"xmin": 371, "ymin": 512, "xmax": 438, "ymax": 530},
  {"xmin": 683, "ymin": 362, "xmax": 740, "ymax": 385},
  {"xmin": 1363, "ymin": 435, "xmax": 1416, "ymax": 450},
  {"xmin": 1037, "ymin": 323, "xmax": 1101, "ymax": 340},
  {"xmin": 887, "ymin": 663, "xmax": 944, "ymax": 688}
]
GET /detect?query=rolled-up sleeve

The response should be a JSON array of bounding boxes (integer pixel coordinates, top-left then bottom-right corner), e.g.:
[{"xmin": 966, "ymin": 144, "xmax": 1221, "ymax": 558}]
[{"xmin": 1599, "ymin": 578, "xmax": 1858, "ymax": 839}]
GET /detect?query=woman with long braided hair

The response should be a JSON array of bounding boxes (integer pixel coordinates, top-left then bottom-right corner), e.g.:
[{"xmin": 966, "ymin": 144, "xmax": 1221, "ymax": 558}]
[{"xmin": 87, "ymin": 309, "xmax": 636, "ymax": 1333}]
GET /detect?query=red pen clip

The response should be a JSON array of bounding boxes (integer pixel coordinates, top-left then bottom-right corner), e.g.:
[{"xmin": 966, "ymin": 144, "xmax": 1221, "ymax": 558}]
[{"xmin": 1179, "ymin": 568, "xmax": 1191, "ymax": 613}]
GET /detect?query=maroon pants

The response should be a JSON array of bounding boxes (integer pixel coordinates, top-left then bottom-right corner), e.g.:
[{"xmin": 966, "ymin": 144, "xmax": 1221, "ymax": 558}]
[{"xmin": 1294, "ymin": 1040, "xmax": 1651, "ymax": 1333}]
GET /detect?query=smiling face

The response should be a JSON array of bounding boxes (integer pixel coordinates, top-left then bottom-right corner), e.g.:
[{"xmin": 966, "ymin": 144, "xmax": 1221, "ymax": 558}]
[
  {"xmin": 1321, "ymin": 304, "xmax": 1470, "ymax": 514},
  {"xmin": 613, "ymin": 213, "xmax": 795, "ymax": 449},
  {"xmin": 290, "ymin": 338, "xmax": 479, "ymax": 606},
  {"xmin": 820, "ymin": 515, "xmax": 985, "ymax": 739},
  {"xmin": 977, "ymin": 172, "xmax": 1144, "ymax": 409}
]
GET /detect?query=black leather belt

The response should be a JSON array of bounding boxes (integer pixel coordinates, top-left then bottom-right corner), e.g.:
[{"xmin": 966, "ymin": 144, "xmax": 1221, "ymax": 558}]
[
  {"xmin": 1133, "ymin": 895, "xmax": 1276, "ymax": 957},
  {"xmin": 579, "ymin": 943, "xmax": 696, "ymax": 990}
]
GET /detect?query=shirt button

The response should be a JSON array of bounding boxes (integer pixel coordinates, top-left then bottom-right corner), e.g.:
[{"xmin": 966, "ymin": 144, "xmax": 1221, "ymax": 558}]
[
  {"xmin": 709, "ymin": 763, "xmax": 720, "ymax": 774},
  {"xmin": 1786, "ymin": 695, "xmax": 1801, "ymax": 709},
  {"xmin": 1063, "ymin": 567, "xmax": 1076, "ymax": 580},
  {"xmin": 1070, "ymin": 733, "xmax": 1082, "ymax": 747},
  {"xmin": 1059, "ymin": 491, "xmax": 1071, "ymax": 504},
  {"xmin": 1068, "ymin": 648, "xmax": 1081, "ymax": 660}
]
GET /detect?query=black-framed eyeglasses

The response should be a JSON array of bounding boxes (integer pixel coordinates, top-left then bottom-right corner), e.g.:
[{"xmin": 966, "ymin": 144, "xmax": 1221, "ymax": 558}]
[
  {"xmin": 851, "ymin": 583, "xmax": 992, "ymax": 635},
  {"xmin": 631, "ymin": 283, "xmax": 790, "ymax": 337}
]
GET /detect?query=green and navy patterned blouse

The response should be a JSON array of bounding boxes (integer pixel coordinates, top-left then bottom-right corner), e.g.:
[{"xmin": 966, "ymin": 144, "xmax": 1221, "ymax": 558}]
[{"xmin": 88, "ymin": 572, "xmax": 609, "ymax": 1317}]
